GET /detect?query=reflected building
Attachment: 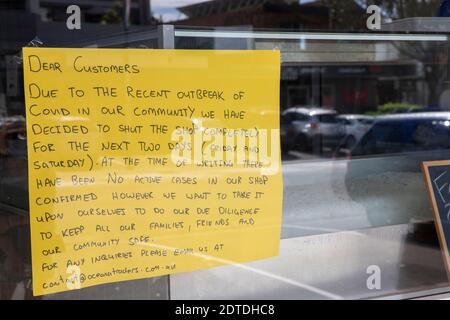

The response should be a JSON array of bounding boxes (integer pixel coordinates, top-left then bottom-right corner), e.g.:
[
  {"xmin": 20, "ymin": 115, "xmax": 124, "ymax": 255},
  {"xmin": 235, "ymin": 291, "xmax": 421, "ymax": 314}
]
[
  {"xmin": 171, "ymin": 0, "xmax": 429, "ymax": 114},
  {"xmin": 0, "ymin": 0, "xmax": 158, "ymax": 116},
  {"xmin": 176, "ymin": 0, "xmax": 331, "ymax": 29},
  {"xmin": 0, "ymin": 0, "xmax": 445, "ymax": 116}
]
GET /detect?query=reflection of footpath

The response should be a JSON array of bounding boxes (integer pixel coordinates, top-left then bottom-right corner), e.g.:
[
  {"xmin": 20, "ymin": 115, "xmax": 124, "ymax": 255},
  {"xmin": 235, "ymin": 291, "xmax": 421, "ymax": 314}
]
[{"xmin": 281, "ymin": 160, "xmax": 369, "ymax": 239}]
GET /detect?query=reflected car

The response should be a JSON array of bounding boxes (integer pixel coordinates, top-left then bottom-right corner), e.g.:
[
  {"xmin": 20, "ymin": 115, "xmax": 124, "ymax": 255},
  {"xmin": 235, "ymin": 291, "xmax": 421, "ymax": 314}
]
[
  {"xmin": 0, "ymin": 117, "xmax": 28, "ymax": 210},
  {"xmin": 343, "ymin": 112, "xmax": 450, "ymax": 227},
  {"xmin": 281, "ymin": 107, "xmax": 345, "ymax": 153},
  {"xmin": 337, "ymin": 114, "xmax": 374, "ymax": 148}
]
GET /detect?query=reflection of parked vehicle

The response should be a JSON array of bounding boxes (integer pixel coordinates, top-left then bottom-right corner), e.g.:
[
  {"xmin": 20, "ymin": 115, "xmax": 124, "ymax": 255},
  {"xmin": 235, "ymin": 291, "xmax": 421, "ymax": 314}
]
[
  {"xmin": 0, "ymin": 117, "xmax": 26, "ymax": 155},
  {"xmin": 337, "ymin": 115, "xmax": 374, "ymax": 148},
  {"xmin": 0, "ymin": 117, "xmax": 29, "ymax": 299},
  {"xmin": 0, "ymin": 117, "xmax": 28, "ymax": 210},
  {"xmin": 281, "ymin": 107, "xmax": 345, "ymax": 153},
  {"xmin": 349, "ymin": 113, "xmax": 450, "ymax": 157},
  {"xmin": 344, "ymin": 113, "xmax": 450, "ymax": 227}
]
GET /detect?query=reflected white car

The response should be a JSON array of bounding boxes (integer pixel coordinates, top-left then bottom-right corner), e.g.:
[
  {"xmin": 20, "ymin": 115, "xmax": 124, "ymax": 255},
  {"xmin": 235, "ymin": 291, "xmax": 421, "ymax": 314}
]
[{"xmin": 281, "ymin": 107, "xmax": 346, "ymax": 153}]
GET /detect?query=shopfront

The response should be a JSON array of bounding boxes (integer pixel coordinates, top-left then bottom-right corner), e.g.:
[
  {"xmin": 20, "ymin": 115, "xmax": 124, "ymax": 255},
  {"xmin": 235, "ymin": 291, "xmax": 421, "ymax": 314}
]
[{"xmin": 2, "ymin": 0, "xmax": 450, "ymax": 300}]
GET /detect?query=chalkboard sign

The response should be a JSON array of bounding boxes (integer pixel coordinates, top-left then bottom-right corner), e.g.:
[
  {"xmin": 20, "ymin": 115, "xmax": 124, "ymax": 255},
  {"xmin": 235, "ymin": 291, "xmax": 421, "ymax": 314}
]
[{"xmin": 422, "ymin": 160, "xmax": 450, "ymax": 280}]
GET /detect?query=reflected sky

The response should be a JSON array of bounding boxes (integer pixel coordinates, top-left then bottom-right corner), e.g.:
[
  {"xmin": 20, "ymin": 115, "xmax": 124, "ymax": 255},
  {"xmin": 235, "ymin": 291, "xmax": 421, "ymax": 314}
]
[{"xmin": 152, "ymin": 0, "xmax": 206, "ymax": 22}]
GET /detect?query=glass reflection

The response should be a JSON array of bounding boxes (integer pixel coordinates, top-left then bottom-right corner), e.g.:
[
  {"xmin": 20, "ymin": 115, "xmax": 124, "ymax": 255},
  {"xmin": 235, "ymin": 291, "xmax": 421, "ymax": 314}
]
[{"xmin": 2, "ymin": 0, "xmax": 450, "ymax": 300}]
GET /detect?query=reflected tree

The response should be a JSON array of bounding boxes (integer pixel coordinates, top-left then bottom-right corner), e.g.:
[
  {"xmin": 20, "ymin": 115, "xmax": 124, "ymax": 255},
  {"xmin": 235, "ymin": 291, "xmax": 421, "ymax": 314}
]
[
  {"xmin": 373, "ymin": 0, "xmax": 448, "ymax": 106},
  {"xmin": 392, "ymin": 38, "xmax": 448, "ymax": 107},
  {"xmin": 319, "ymin": 0, "xmax": 448, "ymax": 105},
  {"xmin": 101, "ymin": 1, "xmax": 123, "ymax": 24}
]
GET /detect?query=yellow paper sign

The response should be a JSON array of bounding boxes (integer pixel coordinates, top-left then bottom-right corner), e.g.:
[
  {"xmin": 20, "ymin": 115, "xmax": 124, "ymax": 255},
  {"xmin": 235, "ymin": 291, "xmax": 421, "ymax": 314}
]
[{"xmin": 23, "ymin": 47, "xmax": 282, "ymax": 296}]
